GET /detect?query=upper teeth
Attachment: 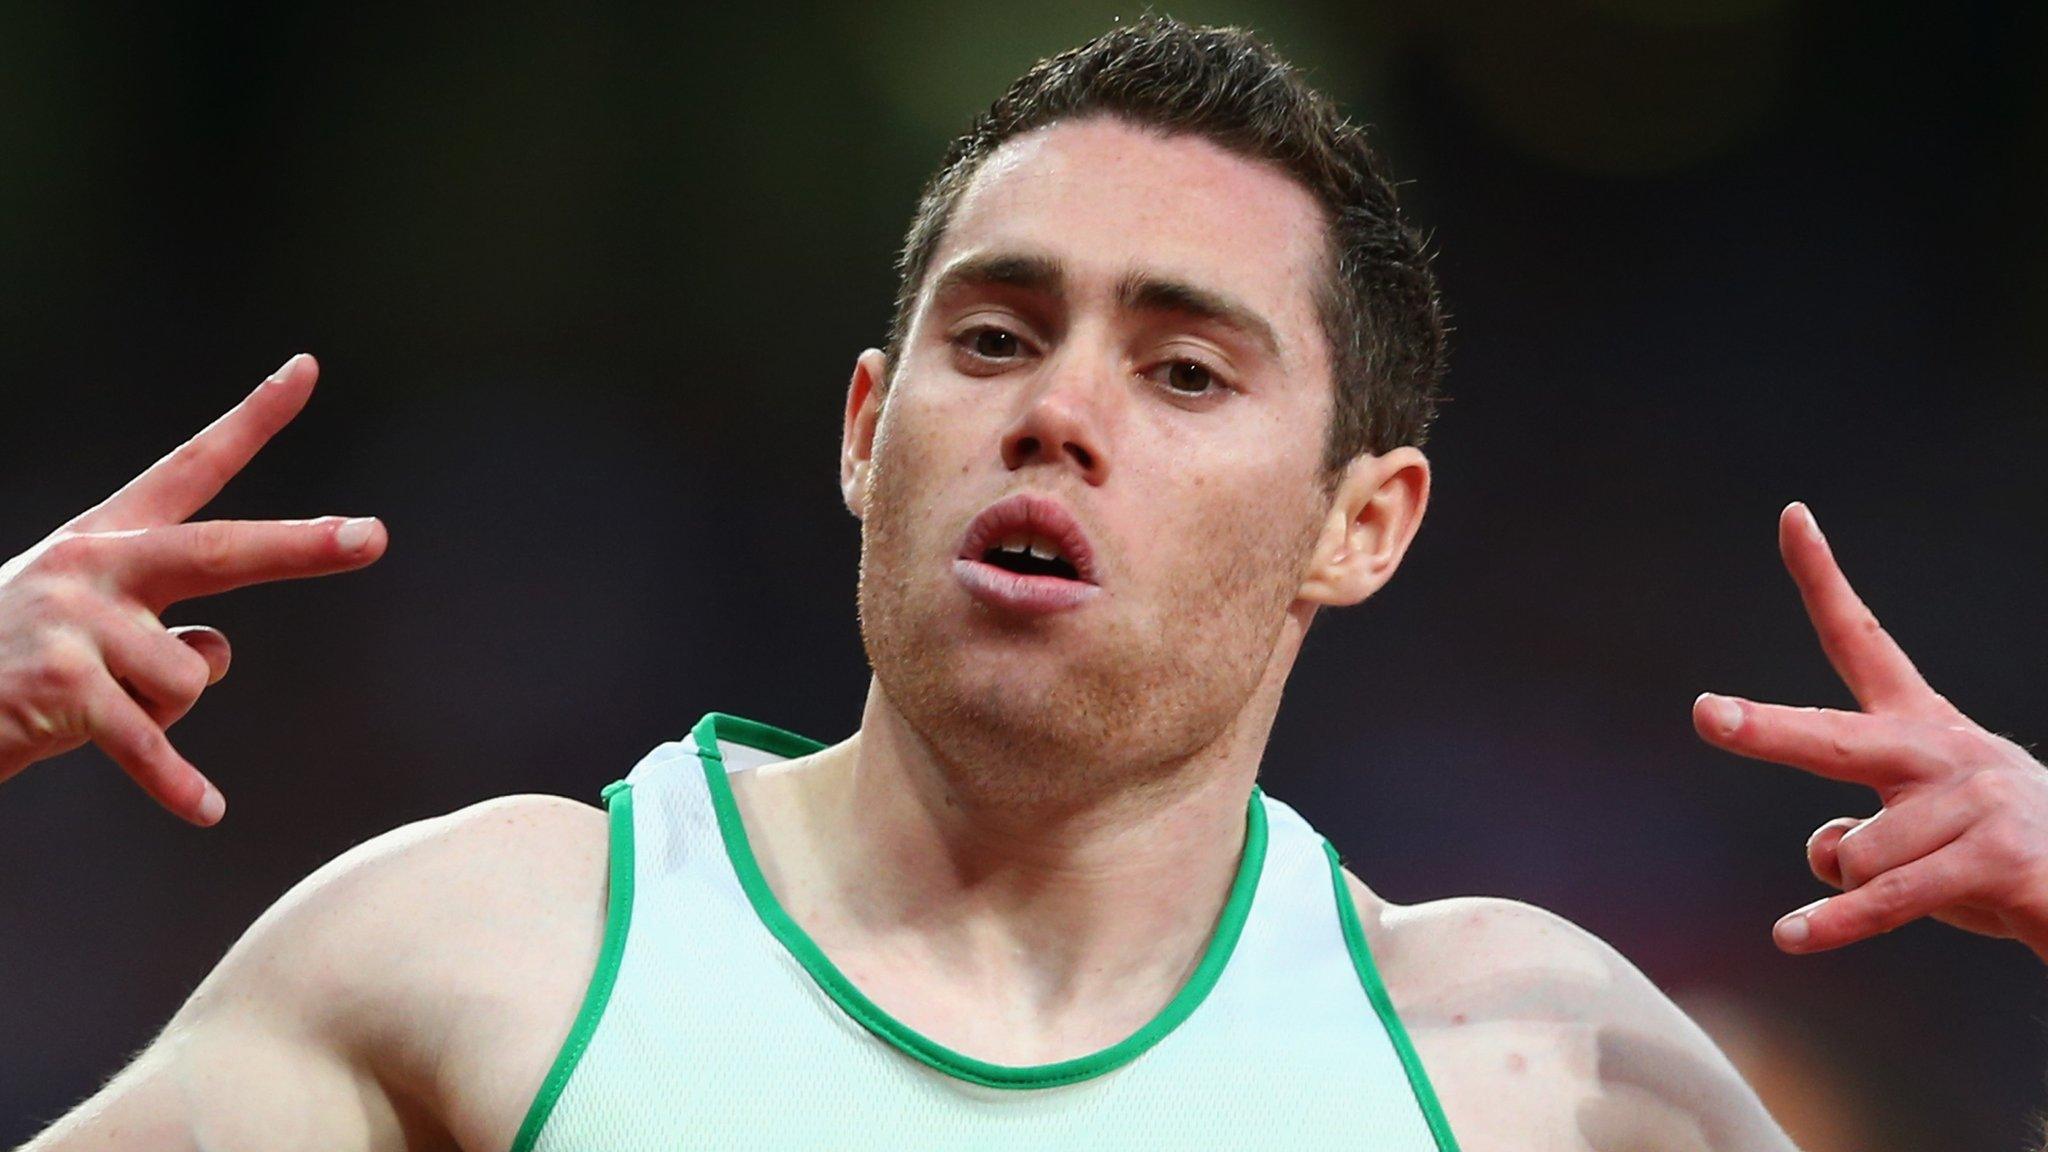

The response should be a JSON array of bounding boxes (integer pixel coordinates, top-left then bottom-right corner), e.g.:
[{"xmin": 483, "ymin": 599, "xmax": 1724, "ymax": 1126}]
[{"xmin": 995, "ymin": 534, "xmax": 1064, "ymax": 561}]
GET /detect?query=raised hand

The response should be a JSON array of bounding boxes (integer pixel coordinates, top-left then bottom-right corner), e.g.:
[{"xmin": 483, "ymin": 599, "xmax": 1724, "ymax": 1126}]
[
  {"xmin": 0, "ymin": 354, "xmax": 387, "ymax": 826},
  {"xmin": 1692, "ymin": 503, "xmax": 2048, "ymax": 961}
]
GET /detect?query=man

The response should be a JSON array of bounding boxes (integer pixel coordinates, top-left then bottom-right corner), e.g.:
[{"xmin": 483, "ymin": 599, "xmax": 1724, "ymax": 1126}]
[{"xmin": 5, "ymin": 17, "xmax": 2045, "ymax": 1151}]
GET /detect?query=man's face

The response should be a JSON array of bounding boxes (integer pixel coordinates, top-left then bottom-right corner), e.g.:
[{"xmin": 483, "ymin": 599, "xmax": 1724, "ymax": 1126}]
[{"xmin": 852, "ymin": 116, "xmax": 1341, "ymax": 792}]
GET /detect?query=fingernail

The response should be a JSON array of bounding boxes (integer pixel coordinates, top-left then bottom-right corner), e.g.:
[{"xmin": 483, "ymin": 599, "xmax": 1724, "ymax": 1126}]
[
  {"xmin": 197, "ymin": 784, "xmax": 226, "ymax": 825},
  {"xmin": 337, "ymin": 517, "xmax": 376, "ymax": 551},
  {"xmin": 267, "ymin": 353, "xmax": 302, "ymax": 383},
  {"xmin": 1798, "ymin": 502, "xmax": 1822, "ymax": 540},
  {"xmin": 1805, "ymin": 821, "xmax": 1836, "ymax": 853},
  {"xmin": 1775, "ymin": 898, "xmax": 1825, "ymax": 949},
  {"xmin": 1701, "ymin": 693, "xmax": 1742, "ymax": 735}
]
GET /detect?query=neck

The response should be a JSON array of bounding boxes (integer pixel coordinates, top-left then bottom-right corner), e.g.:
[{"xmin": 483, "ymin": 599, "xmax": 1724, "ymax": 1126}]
[
  {"xmin": 849, "ymin": 680, "xmax": 1262, "ymax": 956},
  {"xmin": 731, "ymin": 646, "xmax": 1299, "ymax": 1061}
]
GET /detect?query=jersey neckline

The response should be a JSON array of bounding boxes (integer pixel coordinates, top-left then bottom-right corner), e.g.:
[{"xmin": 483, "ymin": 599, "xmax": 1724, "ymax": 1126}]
[{"xmin": 687, "ymin": 710, "xmax": 1269, "ymax": 1091}]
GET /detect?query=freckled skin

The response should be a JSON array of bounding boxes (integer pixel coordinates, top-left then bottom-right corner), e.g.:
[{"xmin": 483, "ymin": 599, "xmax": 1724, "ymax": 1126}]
[{"xmin": 856, "ymin": 117, "xmax": 1335, "ymax": 809}]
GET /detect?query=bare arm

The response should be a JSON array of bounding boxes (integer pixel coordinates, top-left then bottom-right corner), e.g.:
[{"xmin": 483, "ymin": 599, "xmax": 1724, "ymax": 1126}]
[
  {"xmin": 17, "ymin": 792, "xmax": 608, "ymax": 1152},
  {"xmin": 20, "ymin": 845, "xmax": 430, "ymax": 1152}
]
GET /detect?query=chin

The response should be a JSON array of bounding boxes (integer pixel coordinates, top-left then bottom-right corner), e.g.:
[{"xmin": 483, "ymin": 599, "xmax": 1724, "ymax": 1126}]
[
  {"xmin": 870, "ymin": 612, "xmax": 1243, "ymax": 805},
  {"xmin": 887, "ymin": 636, "xmax": 1093, "ymax": 750}
]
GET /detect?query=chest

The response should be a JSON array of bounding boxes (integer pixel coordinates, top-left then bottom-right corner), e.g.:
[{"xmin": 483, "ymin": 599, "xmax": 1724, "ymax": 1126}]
[
  {"xmin": 524, "ymin": 903, "xmax": 1442, "ymax": 1152},
  {"xmin": 431, "ymin": 942, "xmax": 1565, "ymax": 1152},
  {"xmin": 506, "ymin": 807, "xmax": 1445, "ymax": 1151}
]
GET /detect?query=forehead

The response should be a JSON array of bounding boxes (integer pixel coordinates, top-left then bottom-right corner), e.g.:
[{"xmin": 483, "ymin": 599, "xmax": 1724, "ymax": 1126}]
[{"xmin": 929, "ymin": 117, "xmax": 1330, "ymax": 366}]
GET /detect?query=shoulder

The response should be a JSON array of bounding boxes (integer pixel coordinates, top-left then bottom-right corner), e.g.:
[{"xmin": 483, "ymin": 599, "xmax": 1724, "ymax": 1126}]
[
  {"xmin": 186, "ymin": 794, "xmax": 614, "ymax": 1124},
  {"xmin": 1352, "ymin": 883, "xmax": 1629, "ymax": 1018},
  {"xmin": 1341, "ymin": 875, "xmax": 1796, "ymax": 1152},
  {"xmin": 212, "ymin": 793, "xmax": 610, "ymax": 1007}
]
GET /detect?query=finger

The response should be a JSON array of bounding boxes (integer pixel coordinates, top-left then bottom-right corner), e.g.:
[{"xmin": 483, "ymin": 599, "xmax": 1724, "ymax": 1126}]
[
  {"xmin": 1827, "ymin": 790, "xmax": 1976, "ymax": 890},
  {"xmin": 1806, "ymin": 816, "xmax": 1861, "ymax": 888},
  {"xmin": 1775, "ymin": 841, "xmax": 1975, "ymax": 953},
  {"xmin": 83, "ymin": 671, "xmax": 225, "ymax": 825},
  {"xmin": 167, "ymin": 625, "xmax": 232, "ymax": 685},
  {"xmin": 1693, "ymin": 693, "xmax": 1966, "ymax": 791},
  {"xmin": 1778, "ymin": 502, "xmax": 1943, "ymax": 716},
  {"xmin": 68, "ymin": 354, "xmax": 319, "ymax": 533},
  {"xmin": 93, "ymin": 607, "xmax": 214, "ymax": 728},
  {"xmin": 104, "ymin": 516, "xmax": 387, "ymax": 609}
]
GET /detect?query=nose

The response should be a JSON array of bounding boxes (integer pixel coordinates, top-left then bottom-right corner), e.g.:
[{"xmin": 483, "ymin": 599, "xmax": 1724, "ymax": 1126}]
[{"xmin": 998, "ymin": 354, "xmax": 1112, "ymax": 485}]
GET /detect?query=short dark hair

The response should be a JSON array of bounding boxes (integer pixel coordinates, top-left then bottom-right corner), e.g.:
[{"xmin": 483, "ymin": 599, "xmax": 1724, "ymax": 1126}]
[{"xmin": 883, "ymin": 15, "xmax": 1448, "ymax": 476}]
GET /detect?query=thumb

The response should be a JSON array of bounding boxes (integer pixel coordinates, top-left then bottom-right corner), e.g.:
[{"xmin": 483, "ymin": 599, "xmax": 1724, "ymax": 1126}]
[
  {"xmin": 168, "ymin": 625, "xmax": 232, "ymax": 685},
  {"xmin": 1806, "ymin": 815, "xmax": 1862, "ymax": 889}
]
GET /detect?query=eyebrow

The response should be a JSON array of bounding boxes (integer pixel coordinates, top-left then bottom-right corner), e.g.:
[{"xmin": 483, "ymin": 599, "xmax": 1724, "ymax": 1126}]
[{"xmin": 928, "ymin": 252, "xmax": 1282, "ymax": 360}]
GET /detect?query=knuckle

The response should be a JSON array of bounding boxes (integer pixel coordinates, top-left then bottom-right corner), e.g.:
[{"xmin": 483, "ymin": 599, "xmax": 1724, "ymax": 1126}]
[
  {"xmin": 23, "ymin": 576, "xmax": 91, "ymax": 621},
  {"xmin": 1978, "ymin": 817, "xmax": 2033, "ymax": 868},
  {"xmin": 36, "ymin": 533, "xmax": 99, "ymax": 574},
  {"xmin": 123, "ymin": 722, "xmax": 170, "ymax": 768},
  {"xmin": 1864, "ymin": 869, "xmax": 1918, "ymax": 916},
  {"xmin": 166, "ymin": 437, "xmax": 225, "ymax": 481},
  {"xmin": 188, "ymin": 522, "xmax": 238, "ymax": 576},
  {"xmin": 32, "ymin": 633, "xmax": 102, "ymax": 695},
  {"xmin": 1962, "ymin": 768, "xmax": 2016, "ymax": 809}
]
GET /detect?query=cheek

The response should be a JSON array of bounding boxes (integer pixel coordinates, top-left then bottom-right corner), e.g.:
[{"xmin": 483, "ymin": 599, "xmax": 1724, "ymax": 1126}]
[
  {"xmin": 864, "ymin": 389, "xmax": 988, "ymax": 553},
  {"xmin": 1125, "ymin": 473, "xmax": 1320, "ymax": 624},
  {"xmin": 1179, "ymin": 442, "xmax": 1324, "ymax": 546},
  {"xmin": 878, "ymin": 382, "xmax": 996, "ymax": 477}
]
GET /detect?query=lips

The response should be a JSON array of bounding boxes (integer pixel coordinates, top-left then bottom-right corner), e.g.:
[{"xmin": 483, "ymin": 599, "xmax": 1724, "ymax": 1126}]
[
  {"xmin": 953, "ymin": 493, "xmax": 1102, "ymax": 616},
  {"xmin": 958, "ymin": 494, "xmax": 1098, "ymax": 583}
]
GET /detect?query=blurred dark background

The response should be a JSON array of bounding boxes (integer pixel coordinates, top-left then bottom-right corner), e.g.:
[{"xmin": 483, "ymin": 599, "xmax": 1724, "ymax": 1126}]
[{"xmin": 2, "ymin": 2, "xmax": 2044, "ymax": 1147}]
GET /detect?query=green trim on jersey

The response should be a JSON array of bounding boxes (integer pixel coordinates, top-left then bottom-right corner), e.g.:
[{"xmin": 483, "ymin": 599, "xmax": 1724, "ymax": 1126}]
[
  {"xmin": 1323, "ymin": 840, "xmax": 1461, "ymax": 1152},
  {"xmin": 508, "ymin": 781, "xmax": 638, "ymax": 1152},
  {"xmin": 690, "ymin": 710, "xmax": 1270, "ymax": 1091}
]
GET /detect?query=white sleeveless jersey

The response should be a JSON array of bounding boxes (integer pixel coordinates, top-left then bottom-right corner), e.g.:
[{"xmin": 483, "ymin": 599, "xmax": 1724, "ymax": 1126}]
[{"xmin": 510, "ymin": 713, "xmax": 1459, "ymax": 1151}]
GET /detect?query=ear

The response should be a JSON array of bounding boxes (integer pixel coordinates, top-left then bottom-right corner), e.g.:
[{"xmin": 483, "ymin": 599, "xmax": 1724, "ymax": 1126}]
[
  {"xmin": 840, "ymin": 348, "xmax": 889, "ymax": 519},
  {"xmin": 1297, "ymin": 446, "xmax": 1430, "ymax": 607}
]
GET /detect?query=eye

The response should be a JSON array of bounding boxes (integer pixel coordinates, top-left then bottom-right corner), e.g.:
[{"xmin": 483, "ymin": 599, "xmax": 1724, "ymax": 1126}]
[
  {"xmin": 961, "ymin": 325, "xmax": 1024, "ymax": 361},
  {"xmin": 1148, "ymin": 358, "xmax": 1228, "ymax": 398}
]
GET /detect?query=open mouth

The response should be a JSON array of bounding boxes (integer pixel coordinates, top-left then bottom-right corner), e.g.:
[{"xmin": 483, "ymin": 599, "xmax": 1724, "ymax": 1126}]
[
  {"xmin": 958, "ymin": 493, "xmax": 1098, "ymax": 585},
  {"xmin": 954, "ymin": 493, "xmax": 1101, "ymax": 615},
  {"xmin": 979, "ymin": 534, "xmax": 1082, "ymax": 582}
]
